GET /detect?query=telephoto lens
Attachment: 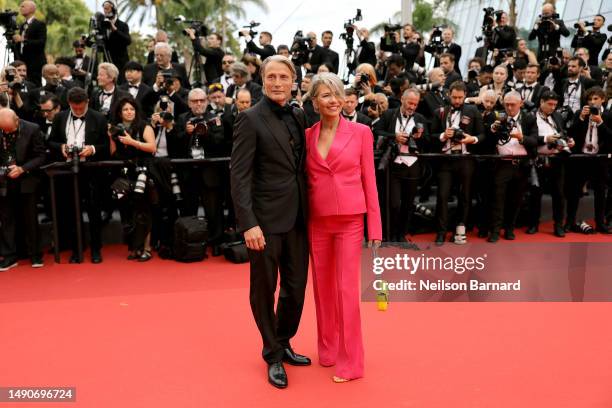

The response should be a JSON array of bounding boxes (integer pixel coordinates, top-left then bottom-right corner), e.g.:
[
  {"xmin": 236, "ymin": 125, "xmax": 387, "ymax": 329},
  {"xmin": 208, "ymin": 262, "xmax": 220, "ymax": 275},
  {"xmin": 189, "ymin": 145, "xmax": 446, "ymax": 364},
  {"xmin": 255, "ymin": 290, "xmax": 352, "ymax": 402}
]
[
  {"xmin": 134, "ymin": 166, "xmax": 148, "ymax": 194},
  {"xmin": 170, "ymin": 172, "xmax": 183, "ymax": 201}
]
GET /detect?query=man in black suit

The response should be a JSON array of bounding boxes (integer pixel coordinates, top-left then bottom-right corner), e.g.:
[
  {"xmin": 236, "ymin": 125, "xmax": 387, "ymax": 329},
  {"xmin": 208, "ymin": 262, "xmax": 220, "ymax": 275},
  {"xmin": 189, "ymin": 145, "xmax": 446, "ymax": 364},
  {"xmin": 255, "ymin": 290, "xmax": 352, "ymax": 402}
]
[
  {"xmin": 321, "ymin": 30, "xmax": 339, "ymax": 74},
  {"xmin": 174, "ymin": 88, "xmax": 226, "ymax": 254},
  {"xmin": 575, "ymin": 47, "xmax": 604, "ymax": 84},
  {"xmin": 527, "ymin": 91, "xmax": 571, "ymax": 237},
  {"xmin": 12, "ymin": 1, "xmax": 46, "ymax": 87},
  {"xmin": 304, "ymin": 32, "xmax": 327, "ymax": 74},
  {"xmin": 225, "ymin": 62, "xmax": 263, "ymax": 104},
  {"xmin": 517, "ymin": 63, "xmax": 549, "ymax": 113},
  {"xmin": 54, "ymin": 57, "xmax": 79, "ymax": 90},
  {"xmin": 71, "ymin": 40, "xmax": 92, "ymax": 87},
  {"xmin": 100, "ymin": 1, "xmax": 131, "ymax": 72},
  {"xmin": 354, "ymin": 27, "xmax": 376, "ymax": 67},
  {"xmin": 440, "ymin": 28, "xmax": 462, "ymax": 76},
  {"xmin": 374, "ymin": 88, "xmax": 429, "ymax": 242},
  {"xmin": 571, "ymin": 14, "xmax": 608, "ymax": 67},
  {"xmin": 342, "ymin": 88, "xmax": 372, "ymax": 127},
  {"xmin": 143, "ymin": 43, "xmax": 189, "ymax": 89},
  {"xmin": 244, "ymin": 31, "xmax": 276, "ymax": 60},
  {"xmin": 380, "ymin": 24, "xmax": 422, "ymax": 71},
  {"xmin": 0, "ymin": 108, "xmax": 46, "ymax": 271},
  {"xmin": 185, "ymin": 30, "xmax": 225, "ymax": 86},
  {"xmin": 439, "ymin": 53, "xmax": 462, "ymax": 89},
  {"xmin": 90, "ymin": 62, "xmax": 130, "ymax": 121},
  {"xmin": 486, "ymin": 91, "xmax": 538, "ymax": 242},
  {"xmin": 418, "ymin": 68, "xmax": 448, "ymax": 125},
  {"xmin": 566, "ymin": 87, "xmax": 612, "ymax": 234},
  {"xmin": 231, "ymin": 55, "xmax": 310, "ymax": 389},
  {"xmin": 120, "ymin": 61, "xmax": 159, "ymax": 119},
  {"xmin": 30, "ymin": 64, "xmax": 70, "ymax": 110},
  {"xmin": 48, "ymin": 87, "xmax": 109, "ymax": 263},
  {"xmin": 528, "ymin": 3, "xmax": 570, "ymax": 61},
  {"xmin": 146, "ymin": 30, "xmax": 179, "ymax": 64},
  {"xmin": 560, "ymin": 57, "xmax": 597, "ymax": 117},
  {"xmin": 430, "ymin": 81, "xmax": 483, "ymax": 245}
]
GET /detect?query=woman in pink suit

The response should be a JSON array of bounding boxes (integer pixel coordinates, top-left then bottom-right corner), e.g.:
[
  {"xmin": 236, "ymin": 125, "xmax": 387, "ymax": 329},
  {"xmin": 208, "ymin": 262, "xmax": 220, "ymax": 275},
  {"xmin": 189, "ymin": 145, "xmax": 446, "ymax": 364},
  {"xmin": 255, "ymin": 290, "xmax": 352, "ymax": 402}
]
[{"xmin": 305, "ymin": 72, "xmax": 382, "ymax": 383}]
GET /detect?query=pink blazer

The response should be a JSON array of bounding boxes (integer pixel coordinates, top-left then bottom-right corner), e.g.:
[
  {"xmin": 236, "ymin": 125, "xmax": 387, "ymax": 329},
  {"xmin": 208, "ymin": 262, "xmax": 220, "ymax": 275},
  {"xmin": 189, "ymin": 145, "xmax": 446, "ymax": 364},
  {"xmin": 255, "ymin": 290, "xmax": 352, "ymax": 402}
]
[{"xmin": 305, "ymin": 116, "xmax": 382, "ymax": 240}]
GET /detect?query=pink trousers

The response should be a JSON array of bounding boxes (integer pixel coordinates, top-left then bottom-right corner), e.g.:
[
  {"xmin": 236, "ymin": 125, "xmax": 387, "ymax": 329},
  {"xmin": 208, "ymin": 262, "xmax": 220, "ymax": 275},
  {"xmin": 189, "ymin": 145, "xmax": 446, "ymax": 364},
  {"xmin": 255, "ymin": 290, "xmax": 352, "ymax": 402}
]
[{"xmin": 308, "ymin": 214, "xmax": 364, "ymax": 380}]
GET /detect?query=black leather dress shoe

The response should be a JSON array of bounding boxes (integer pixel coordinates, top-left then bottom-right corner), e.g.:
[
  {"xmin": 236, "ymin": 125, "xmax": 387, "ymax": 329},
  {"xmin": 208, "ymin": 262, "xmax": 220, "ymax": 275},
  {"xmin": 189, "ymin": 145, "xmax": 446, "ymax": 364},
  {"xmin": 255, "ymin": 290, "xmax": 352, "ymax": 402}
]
[
  {"xmin": 434, "ymin": 232, "xmax": 445, "ymax": 246},
  {"xmin": 69, "ymin": 253, "xmax": 81, "ymax": 264},
  {"xmin": 487, "ymin": 231, "xmax": 500, "ymax": 243},
  {"xmin": 526, "ymin": 225, "xmax": 538, "ymax": 234},
  {"xmin": 554, "ymin": 224, "xmax": 565, "ymax": 238},
  {"xmin": 212, "ymin": 245, "xmax": 222, "ymax": 257},
  {"xmin": 91, "ymin": 250, "xmax": 103, "ymax": 264},
  {"xmin": 282, "ymin": 348, "xmax": 311, "ymax": 366},
  {"xmin": 596, "ymin": 225, "xmax": 612, "ymax": 234},
  {"xmin": 504, "ymin": 229, "xmax": 516, "ymax": 240},
  {"xmin": 268, "ymin": 362, "xmax": 287, "ymax": 389}
]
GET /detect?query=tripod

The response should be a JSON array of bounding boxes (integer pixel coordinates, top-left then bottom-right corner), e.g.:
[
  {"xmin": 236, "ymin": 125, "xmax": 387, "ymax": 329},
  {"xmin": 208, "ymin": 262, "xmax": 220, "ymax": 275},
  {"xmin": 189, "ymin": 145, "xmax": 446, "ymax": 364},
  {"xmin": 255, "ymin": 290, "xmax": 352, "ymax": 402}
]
[
  {"xmin": 340, "ymin": 34, "xmax": 356, "ymax": 85},
  {"xmin": 188, "ymin": 45, "xmax": 206, "ymax": 88},
  {"xmin": 0, "ymin": 32, "xmax": 16, "ymax": 72}
]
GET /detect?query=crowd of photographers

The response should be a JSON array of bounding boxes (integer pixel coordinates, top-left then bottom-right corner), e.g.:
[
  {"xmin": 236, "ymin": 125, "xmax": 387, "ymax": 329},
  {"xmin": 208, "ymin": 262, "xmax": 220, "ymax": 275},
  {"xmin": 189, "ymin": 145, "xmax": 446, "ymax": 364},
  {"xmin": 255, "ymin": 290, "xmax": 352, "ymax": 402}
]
[{"xmin": 1, "ymin": 1, "xmax": 612, "ymax": 270}]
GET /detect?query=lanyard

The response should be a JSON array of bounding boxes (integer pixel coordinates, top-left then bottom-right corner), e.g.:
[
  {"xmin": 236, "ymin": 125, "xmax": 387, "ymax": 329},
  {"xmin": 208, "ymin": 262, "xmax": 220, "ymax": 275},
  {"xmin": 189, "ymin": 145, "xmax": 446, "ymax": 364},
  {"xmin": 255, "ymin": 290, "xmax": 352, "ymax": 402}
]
[{"xmin": 69, "ymin": 116, "xmax": 86, "ymax": 145}]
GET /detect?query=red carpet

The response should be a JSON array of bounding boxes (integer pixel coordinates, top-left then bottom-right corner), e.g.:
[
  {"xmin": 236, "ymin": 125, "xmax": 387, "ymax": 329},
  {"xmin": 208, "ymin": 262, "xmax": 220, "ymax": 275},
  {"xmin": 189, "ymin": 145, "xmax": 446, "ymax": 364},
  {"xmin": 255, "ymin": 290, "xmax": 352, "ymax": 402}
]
[{"xmin": 1, "ymin": 241, "xmax": 612, "ymax": 407}]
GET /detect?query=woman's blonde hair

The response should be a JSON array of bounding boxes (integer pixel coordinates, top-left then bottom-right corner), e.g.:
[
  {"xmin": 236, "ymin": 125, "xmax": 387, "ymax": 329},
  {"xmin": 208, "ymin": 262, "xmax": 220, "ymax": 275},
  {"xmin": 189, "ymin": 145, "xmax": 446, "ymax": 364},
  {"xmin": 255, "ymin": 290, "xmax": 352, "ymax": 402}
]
[
  {"xmin": 356, "ymin": 63, "xmax": 377, "ymax": 87},
  {"xmin": 309, "ymin": 72, "xmax": 345, "ymax": 100}
]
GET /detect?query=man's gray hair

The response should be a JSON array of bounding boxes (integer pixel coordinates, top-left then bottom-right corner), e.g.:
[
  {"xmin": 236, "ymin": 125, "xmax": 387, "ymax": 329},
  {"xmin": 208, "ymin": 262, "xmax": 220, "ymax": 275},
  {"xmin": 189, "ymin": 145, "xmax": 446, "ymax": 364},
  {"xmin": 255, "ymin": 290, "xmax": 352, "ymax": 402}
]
[
  {"xmin": 260, "ymin": 55, "xmax": 297, "ymax": 81},
  {"xmin": 402, "ymin": 88, "xmax": 421, "ymax": 99},
  {"xmin": 98, "ymin": 62, "xmax": 119, "ymax": 82},
  {"xmin": 504, "ymin": 90, "xmax": 522, "ymax": 102},
  {"xmin": 154, "ymin": 42, "xmax": 172, "ymax": 56},
  {"xmin": 188, "ymin": 87, "xmax": 207, "ymax": 100},
  {"xmin": 309, "ymin": 72, "xmax": 345, "ymax": 100},
  {"xmin": 231, "ymin": 62, "xmax": 251, "ymax": 80}
]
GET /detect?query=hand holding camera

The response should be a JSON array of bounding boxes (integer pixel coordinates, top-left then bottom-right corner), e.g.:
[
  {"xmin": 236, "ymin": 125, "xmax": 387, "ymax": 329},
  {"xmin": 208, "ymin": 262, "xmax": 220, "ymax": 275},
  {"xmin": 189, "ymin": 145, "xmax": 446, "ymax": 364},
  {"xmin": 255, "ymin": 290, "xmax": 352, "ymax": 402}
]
[{"xmin": 395, "ymin": 131, "xmax": 408, "ymax": 145}]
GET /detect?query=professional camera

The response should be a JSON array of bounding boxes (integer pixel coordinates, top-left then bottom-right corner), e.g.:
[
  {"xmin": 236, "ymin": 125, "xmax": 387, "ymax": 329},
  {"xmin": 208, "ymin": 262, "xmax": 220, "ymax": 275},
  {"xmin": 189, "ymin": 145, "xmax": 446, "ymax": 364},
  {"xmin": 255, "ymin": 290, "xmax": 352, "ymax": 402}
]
[
  {"xmin": 467, "ymin": 69, "xmax": 479, "ymax": 81},
  {"xmin": 290, "ymin": 30, "xmax": 310, "ymax": 66},
  {"xmin": 589, "ymin": 105, "xmax": 600, "ymax": 116},
  {"xmin": 4, "ymin": 69, "xmax": 23, "ymax": 92},
  {"xmin": 0, "ymin": 9, "xmax": 18, "ymax": 42},
  {"xmin": 451, "ymin": 127, "xmax": 465, "ymax": 143},
  {"xmin": 159, "ymin": 111, "xmax": 174, "ymax": 122},
  {"xmin": 340, "ymin": 9, "xmax": 362, "ymax": 48},
  {"xmin": 64, "ymin": 144, "xmax": 83, "ymax": 174},
  {"xmin": 0, "ymin": 165, "xmax": 8, "ymax": 197},
  {"xmin": 426, "ymin": 25, "xmax": 445, "ymax": 56},
  {"xmin": 538, "ymin": 13, "xmax": 560, "ymax": 32},
  {"xmin": 109, "ymin": 123, "xmax": 127, "ymax": 141},
  {"xmin": 409, "ymin": 63, "xmax": 426, "ymax": 78},
  {"xmin": 133, "ymin": 166, "xmax": 148, "ymax": 194},
  {"xmin": 546, "ymin": 132, "xmax": 571, "ymax": 155},
  {"xmin": 174, "ymin": 16, "xmax": 208, "ymax": 37},
  {"xmin": 574, "ymin": 21, "xmax": 594, "ymax": 29},
  {"xmin": 475, "ymin": 7, "xmax": 496, "ymax": 44},
  {"xmin": 358, "ymin": 73, "xmax": 370, "ymax": 86},
  {"xmin": 547, "ymin": 47, "xmax": 564, "ymax": 66},
  {"xmin": 494, "ymin": 112, "xmax": 516, "ymax": 143},
  {"xmin": 239, "ymin": 21, "xmax": 260, "ymax": 38},
  {"xmin": 188, "ymin": 116, "xmax": 210, "ymax": 137},
  {"xmin": 408, "ymin": 123, "xmax": 423, "ymax": 153}
]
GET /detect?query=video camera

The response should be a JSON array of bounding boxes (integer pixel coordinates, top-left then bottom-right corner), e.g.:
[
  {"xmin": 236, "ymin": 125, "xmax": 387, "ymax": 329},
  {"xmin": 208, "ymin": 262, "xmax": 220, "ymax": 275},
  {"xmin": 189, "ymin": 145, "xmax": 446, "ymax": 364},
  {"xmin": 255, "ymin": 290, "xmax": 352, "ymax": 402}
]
[
  {"xmin": 0, "ymin": 9, "xmax": 18, "ymax": 45},
  {"xmin": 290, "ymin": 30, "xmax": 310, "ymax": 66},
  {"xmin": 426, "ymin": 25, "xmax": 445, "ymax": 56},
  {"xmin": 174, "ymin": 16, "xmax": 209, "ymax": 37},
  {"xmin": 340, "ymin": 9, "xmax": 362, "ymax": 48},
  {"xmin": 239, "ymin": 21, "xmax": 260, "ymax": 38}
]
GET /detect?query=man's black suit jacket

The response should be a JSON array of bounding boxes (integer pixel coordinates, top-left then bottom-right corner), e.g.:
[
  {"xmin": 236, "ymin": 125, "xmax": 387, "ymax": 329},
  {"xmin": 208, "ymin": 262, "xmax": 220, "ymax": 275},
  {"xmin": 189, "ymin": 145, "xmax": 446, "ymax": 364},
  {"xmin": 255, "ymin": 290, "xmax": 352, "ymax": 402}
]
[
  {"xmin": 12, "ymin": 119, "xmax": 46, "ymax": 193},
  {"xmin": 570, "ymin": 110, "xmax": 612, "ymax": 154},
  {"xmin": 246, "ymin": 41, "xmax": 276, "ymax": 60},
  {"xmin": 231, "ymin": 97, "xmax": 307, "ymax": 234},
  {"xmin": 192, "ymin": 39, "xmax": 225, "ymax": 85},
  {"xmin": 323, "ymin": 47, "xmax": 340, "ymax": 74},
  {"xmin": 119, "ymin": 82, "xmax": 159, "ymax": 119},
  {"xmin": 226, "ymin": 81, "xmax": 263, "ymax": 104},
  {"xmin": 484, "ymin": 110, "xmax": 539, "ymax": 156},
  {"xmin": 374, "ymin": 108, "xmax": 430, "ymax": 157},
  {"xmin": 356, "ymin": 40, "xmax": 377, "ymax": 67},
  {"xmin": 48, "ymin": 109, "xmax": 110, "ymax": 161},
  {"xmin": 528, "ymin": 19, "xmax": 570, "ymax": 60},
  {"xmin": 89, "ymin": 87, "xmax": 131, "ymax": 122},
  {"xmin": 15, "ymin": 19, "xmax": 47, "ymax": 86},
  {"xmin": 105, "ymin": 19, "xmax": 131, "ymax": 71},
  {"xmin": 429, "ymin": 104, "xmax": 485, "ymax": 153},
  {"xmin": 142, "ymin": 63, "xmax": 190, "ymax": 90},
  {"xmin": 307, "ymin": 45, "xmax": 327, "ymax": 73}
]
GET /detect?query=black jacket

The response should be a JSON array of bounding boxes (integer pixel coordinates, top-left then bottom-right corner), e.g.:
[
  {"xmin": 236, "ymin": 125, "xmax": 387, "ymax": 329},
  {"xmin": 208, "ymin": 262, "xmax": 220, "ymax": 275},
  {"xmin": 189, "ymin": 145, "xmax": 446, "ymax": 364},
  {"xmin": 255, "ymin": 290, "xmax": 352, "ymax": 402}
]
[
  {"xmin": 104, "ymin": 19, "xmax": 131, "ymax": 71},
  {"xmin": 192, "ymin": 40, "xmax": 225, "ymax": 85},
  {"xmin": 89, "ymin": 87, "xmax": 131, "ymax": 122},
  {"xmin": 14, "ymin": 19, "xmax": 47, "ymax": 86},
  {"xmin": 119, "ymin": 82, "xmax": 159, "ymax": 119},
  {"xmin": 429, "ymin": 104, "xmax": 485, "ymax": 153},
  {"xmin": 571, "ymin": 31, "xmax": 608, "ymax": 66},
  {"xmin": 9, "ymin": 119, "xmax": 46, "ymax": 193},
  {"xmin": 226, "ymin": 81, "xmax": 263, "ymax": 104},
  {"xmin": 48, "ymin": 109, "xmax": 110, "ymax": 161},
  {"xmin": 246, "ymin": 41, "xmax": 276, "ymax": 60},
  {"xmin": 485, "ymin": 110, "xmax": 539, "ymax": 156},
  {"xmin": 307, "ymin": 45, "xmax": 327, "ymax": 74},
  {"xmin": 142, "ymin": 63, "xmax": 190, "ymax": 90},
  {"xmin": 323, "ymin": 48, "xmax": 340, "ymax": 74},
  {"xmin": 374, "ymin": 108, "xmax": 430, "ymax": 159},
  {"xmin": 569, "ymin": 110, "xmax": 612, "ymax": 154},
  {"xmin": 528, "ymin": 19, "xmax": 570, "ymax": 60},
  {"xmin": 356, "ymin": 39, "xmax": 377, "ymax": 67},
  {"xmin": 230, "ymin": 97, "xmax": 307, "ymax": 234}
]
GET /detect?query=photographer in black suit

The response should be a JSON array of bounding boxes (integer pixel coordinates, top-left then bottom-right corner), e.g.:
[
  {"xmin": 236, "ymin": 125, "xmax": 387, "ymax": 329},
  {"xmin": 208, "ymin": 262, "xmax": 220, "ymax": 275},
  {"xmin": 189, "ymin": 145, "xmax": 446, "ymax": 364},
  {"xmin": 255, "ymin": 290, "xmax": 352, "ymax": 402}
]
[
  {"xmin": 244, "ymin": 30, "xmax": 276, "ymax": 60},
  {"xmin": 185, "ymin": 30, "xmax": 225, "ymax": 85},
  {"xmin": 175, "ymin": 88, "xmax": 226, "ymax": 255},
  {"xmin": 12, "ymin": 1, "xmax": 46, "ymax": 87},
  {"xmin": 90, "ymin": 62, "xmax": 130, "ymax": 122},
  {"xmin": 321, "ymin": 30, "xmax": 339, "ymax": 74},
  {"xmin": 571, "ymin": 15, "xmax": 608, "ymax": 67},
  {"xmin": 99, "ymin": 1, "xmax": 131, "ymax": 72},
  {"xmin": 143, "ymin": 43, "xmax": 189, "ymax": 89},
  {"xmin": 441, "ymin": 28, "xmax": 462, "ymax": 76},
  {"xmin": 48, "ymin": 87, "xmax": 109, "ymax": 263},
  {"xmin": 354, "ymin": 27, "xmax": 376, "ymax": 67},
  {"xmin": 304, "ymin": 32, "xmax": 327, "ymax": 74},
  {"xmin": 225, "ymin": 62, "xmax": 263, "ymax": 104},
  {"xmin": 375, "ymin": 88, "xmax": 428, "ymax": 242},
  {"xmin": 0, "ymin": 109, "xmax": 45, "ymax": 271},
  {"xmin": 430, "ymin": 81, "xmax": 484, "ymax": 245},
  {"xmin": 231, "ymin": 55, "xmax": 310, "ymax": 388},
  {"xmin": 486, "ymin": 91, "xmax": 538, "ymax": 242},
  {"xmin": 528, "ymin": 3, "xmax": 569, "ymax": 61},
  {"xmin": 120, "ymin": 61, "xmax": 159, "ymax": 119}
]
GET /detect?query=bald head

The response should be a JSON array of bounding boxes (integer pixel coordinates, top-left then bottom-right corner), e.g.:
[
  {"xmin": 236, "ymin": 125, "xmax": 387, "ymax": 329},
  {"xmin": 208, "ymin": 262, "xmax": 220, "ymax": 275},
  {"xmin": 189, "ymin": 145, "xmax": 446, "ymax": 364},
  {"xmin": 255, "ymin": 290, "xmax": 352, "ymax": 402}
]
[
  {"xmin": 19, "ymin": 1, "xmax": 36, "ymax": 18},
  {"xmin": 0, "ymin": 109, "xmax": 19, "ymax": 133}
]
